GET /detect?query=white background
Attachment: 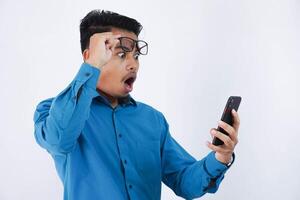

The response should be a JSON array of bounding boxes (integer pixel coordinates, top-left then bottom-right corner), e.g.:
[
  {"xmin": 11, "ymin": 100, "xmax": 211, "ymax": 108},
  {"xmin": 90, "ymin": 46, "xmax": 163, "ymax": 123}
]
[{"xmin": 0, "ymin": 0, "xmax": 299, "ymax": 199}]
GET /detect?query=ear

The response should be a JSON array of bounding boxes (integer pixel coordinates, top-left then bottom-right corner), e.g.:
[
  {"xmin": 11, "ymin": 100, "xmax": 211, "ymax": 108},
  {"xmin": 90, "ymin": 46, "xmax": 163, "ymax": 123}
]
[{"xmin": 82, "ymin": 49, "xmax": 89, "ymax": 61}]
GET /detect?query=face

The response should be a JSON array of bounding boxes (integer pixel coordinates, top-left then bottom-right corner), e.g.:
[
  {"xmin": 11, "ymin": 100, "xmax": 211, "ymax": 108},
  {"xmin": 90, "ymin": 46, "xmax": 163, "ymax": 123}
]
[{"xmin": 97, "ymin": 28, "xmax": 141, "ymax": 99}]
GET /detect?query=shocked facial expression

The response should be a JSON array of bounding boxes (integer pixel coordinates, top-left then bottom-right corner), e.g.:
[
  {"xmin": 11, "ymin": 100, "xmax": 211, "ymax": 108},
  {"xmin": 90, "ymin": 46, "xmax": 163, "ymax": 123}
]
[{"xmin": 97, "ymin": 28, "xmax": 141, "ymax": 98}]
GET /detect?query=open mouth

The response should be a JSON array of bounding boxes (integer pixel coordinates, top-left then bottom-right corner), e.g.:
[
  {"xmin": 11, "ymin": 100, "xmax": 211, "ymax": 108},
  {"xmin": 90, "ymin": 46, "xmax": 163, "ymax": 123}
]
[
  {"xmin": 123, "ymin": 75, "xmax": 136, "ymax": 92},
  {"xmin": 125, "ymin": 77, "xmax": 135, "ymax": 86}
]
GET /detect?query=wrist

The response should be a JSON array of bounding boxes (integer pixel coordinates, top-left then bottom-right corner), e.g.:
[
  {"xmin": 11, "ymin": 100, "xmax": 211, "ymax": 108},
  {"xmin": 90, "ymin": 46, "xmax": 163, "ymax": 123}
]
[
  {"xmin": 88, "ymin": 63, "xmax": 102, "ymax": 70},
  {"xmin": 215, "ymin": 152, "xmax": 233, "ymax": 165},
  {"xmin": 85, "ymin": 59, "xmax": 104, "ymax": 70}
]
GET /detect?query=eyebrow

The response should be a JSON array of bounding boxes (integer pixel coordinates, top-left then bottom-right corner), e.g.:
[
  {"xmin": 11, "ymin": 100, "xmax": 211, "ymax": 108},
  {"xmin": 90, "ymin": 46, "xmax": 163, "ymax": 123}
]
[{"xmin": 114, "ymin": 46, "xmax": 127, "ymax": 51}]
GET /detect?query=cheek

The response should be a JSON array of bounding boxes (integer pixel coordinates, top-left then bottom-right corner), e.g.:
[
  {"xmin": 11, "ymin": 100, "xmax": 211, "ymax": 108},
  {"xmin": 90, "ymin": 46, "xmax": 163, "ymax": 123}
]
[{"xmin": 97, "ymin": 70, "xmax": 122, "ymax": 90}]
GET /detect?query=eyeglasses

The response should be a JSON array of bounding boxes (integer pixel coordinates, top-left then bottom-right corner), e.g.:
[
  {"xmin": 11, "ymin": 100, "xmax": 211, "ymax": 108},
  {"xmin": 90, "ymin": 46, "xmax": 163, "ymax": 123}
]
[{"xmin": 117, "ymin": 37, "xmax": 148, "ymax": 55}]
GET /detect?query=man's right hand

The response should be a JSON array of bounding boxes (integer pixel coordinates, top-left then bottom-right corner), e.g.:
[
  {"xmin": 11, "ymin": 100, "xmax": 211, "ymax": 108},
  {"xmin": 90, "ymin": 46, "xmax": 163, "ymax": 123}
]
[{"xmin": 84, "ymin": 32, "xmax": 121, "ymax": 70}]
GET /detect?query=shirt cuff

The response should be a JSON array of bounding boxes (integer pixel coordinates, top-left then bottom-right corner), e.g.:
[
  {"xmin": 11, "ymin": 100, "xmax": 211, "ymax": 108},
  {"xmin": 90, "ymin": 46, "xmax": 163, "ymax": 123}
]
[
  {"xmin": 204, "ymin": 151, "xmax": 230, "ymax": 178},
  {"xmin": 71, "ymin": 62, "xmax": 101, "ymax": 98},
  {"xmin": 74, "ymin": 62, "xmax": 101, "ymax": 89}
]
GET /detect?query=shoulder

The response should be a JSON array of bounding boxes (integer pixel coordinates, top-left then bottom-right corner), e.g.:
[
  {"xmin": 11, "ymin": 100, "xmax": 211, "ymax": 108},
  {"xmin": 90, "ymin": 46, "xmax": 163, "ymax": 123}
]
[
  {"xmin": 36, "ymin": 97, "xmax": 55, "ymax": 110},
  {"xmin": 135, "ymin": 101, "xmax": 162, "ymax": 114},
  {"xmin": 135, "ymin": 101, "xmax": 166, "ymax": 123},
  {"xmin": 33, "ymin": 97, "xmax": 55, "ymax": 123}
]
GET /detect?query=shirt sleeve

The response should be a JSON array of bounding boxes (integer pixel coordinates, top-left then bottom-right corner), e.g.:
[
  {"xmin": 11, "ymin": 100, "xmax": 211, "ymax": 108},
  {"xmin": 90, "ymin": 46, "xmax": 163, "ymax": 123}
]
[
  {"xmin": 159, "ymin": 112, "xmax": 234, "ymax": 199},
  {"xmin": 33, "ymin": 62, "xmax": 100, "ymax": 155}
]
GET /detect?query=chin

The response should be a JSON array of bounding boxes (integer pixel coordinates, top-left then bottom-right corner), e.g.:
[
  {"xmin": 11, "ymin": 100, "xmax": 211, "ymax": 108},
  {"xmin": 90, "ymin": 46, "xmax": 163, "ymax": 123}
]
[{"xmin": 117, "ymin": 93, "xmax": 130, "ymax": 98}]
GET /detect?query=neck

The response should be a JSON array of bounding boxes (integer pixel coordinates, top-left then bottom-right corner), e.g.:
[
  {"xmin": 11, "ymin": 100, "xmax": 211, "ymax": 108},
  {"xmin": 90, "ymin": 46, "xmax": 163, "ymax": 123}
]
[{"xmin": 97, "ymin": 89, "xmax": 118, "ymax": 108}]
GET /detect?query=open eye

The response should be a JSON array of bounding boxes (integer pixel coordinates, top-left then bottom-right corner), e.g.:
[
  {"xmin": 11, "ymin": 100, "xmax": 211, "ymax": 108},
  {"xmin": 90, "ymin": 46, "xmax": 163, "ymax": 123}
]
[
  {"xmin": 117, "ymin": 52, "xmax": 126, "ymax": 59},
  {"xmin": 134, "ymin": 52, "xmax": 140, "ymax": 60}
]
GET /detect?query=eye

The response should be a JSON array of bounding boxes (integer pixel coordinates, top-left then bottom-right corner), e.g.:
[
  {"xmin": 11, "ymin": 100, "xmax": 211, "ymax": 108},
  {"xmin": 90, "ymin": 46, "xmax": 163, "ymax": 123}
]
[
  {"xmin": 134, "ymin": 53, "xmax": 140, "ymax": 60},
  {"xmin": 117, "ymin": 52, "xmax": 126, "ymax": 59}
]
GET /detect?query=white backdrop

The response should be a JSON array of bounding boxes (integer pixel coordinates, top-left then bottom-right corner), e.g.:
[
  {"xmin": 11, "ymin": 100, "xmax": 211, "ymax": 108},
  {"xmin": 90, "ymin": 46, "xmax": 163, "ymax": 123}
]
[{"xmin": 0, "ymin": 0, "xmax": 299, "ymax": 199}]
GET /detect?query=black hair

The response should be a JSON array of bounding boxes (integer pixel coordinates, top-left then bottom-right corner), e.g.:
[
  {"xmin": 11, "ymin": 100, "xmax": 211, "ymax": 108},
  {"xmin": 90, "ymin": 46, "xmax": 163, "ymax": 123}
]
[{"xmin": 80, "ymin": 9, "xmax": 143, "ymax": 53}]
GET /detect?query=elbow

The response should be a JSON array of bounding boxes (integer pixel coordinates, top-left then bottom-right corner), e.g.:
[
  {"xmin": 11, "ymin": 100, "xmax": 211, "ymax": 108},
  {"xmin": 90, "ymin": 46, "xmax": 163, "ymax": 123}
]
[{"xmin": 34, "ymin": 123, "xmax": 75, "ymax": 154}]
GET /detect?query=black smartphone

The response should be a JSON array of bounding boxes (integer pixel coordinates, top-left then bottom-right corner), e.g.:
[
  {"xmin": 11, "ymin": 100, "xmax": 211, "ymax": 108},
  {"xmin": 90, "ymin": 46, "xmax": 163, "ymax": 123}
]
[{"xmin": 212, "ymin": 96, "xmax": 242, "ymax": 146}]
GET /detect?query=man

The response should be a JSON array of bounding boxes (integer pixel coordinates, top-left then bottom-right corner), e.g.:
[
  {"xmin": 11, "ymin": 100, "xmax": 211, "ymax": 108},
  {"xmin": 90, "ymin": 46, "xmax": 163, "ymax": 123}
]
[{"xmin": 33, "ymin": 9, "xmax": 240, "ymax": 200}]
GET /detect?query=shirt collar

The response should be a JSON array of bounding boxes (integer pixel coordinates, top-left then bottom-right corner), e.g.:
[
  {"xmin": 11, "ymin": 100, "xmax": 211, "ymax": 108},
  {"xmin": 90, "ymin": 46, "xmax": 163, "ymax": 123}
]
[
  {"xmin": 118, "ymin": 94, "xmax": 137, "ymax": 106},
  {"xmin": 94, "ymin": 91, "xmax": 137, "ymax": 107}
]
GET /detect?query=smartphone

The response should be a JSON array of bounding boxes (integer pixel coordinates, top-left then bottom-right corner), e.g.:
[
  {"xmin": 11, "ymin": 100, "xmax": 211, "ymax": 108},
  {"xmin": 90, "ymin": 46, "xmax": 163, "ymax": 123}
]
[{"xmin": 212, "ymin": 96, "xmax": 242, "ymax": 146}]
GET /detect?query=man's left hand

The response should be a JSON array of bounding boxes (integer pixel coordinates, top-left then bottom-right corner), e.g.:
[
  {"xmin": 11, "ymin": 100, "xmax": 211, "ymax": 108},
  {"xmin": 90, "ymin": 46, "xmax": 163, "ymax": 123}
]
[{"xmin": 207, "ymin": 109, "xmax": 240, "ymax": 164}]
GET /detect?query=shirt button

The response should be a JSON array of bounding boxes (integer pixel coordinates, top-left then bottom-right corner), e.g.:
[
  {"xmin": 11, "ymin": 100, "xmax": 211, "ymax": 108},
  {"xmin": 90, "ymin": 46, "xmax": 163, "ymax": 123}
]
[
  {"xmin": 129, "ymin": 185, "xmax": 132, "ymax": 189},
  {"xmin": 118, "ymin": 134, "xmax": 122, "ymax": 138},
  {"xmin": 85, "ymin": 72, "xmax": 90, "ymax": 76}
]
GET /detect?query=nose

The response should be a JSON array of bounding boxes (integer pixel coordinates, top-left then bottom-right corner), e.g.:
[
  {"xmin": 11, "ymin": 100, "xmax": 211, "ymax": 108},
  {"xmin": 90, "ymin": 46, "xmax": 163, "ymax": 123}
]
[{"xmin": 126, "ymin": 55, "xmax": 139, "ymax": 72}]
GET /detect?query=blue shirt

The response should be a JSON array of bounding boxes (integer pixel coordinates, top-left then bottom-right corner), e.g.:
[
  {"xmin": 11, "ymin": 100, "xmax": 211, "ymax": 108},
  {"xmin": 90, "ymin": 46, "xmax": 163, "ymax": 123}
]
[{"xmin": 33, "ymin": 63, "xmax": 233, "ymax": 200}]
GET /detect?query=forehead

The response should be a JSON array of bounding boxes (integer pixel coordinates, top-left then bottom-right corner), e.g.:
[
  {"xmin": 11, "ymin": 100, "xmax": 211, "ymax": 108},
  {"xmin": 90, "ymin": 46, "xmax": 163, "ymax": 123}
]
[{"xmin": 111, "ymin": 27, "xmax": 138, "ymax": 40}]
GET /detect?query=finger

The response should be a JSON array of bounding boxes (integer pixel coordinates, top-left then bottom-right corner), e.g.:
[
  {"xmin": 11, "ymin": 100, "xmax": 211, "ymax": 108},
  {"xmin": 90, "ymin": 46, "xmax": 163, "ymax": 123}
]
[
  {"xmin": 218, "ymin": 121, "xmax": 236, "ymax": 140},
  {"xmin": 91, "ymin": 32, "xmax": 113, "ymax": 41},
  {"xmin": 106, "ymin": 37, "xmax": 120, "ymax": 51},
  {"xmin": 89, "ymin": 33, "xmax": 114, "ymax": 51},
  {"xmin": 111, "ymin": 37, "xmax": 121, "ymax": 49},
  {"xmin": 112, "ymin": 34, "xmax": 122, "ymax": 39},
  {"xmin": 232, "ymin": 109, "xmax": 240, "ymax": 131},
  {"xmin": 207, "ymin": 140, "xmax": 234, "ymax": 155},
  {"xmin": 210, "ymin": 128, "xmax": 217, "ymax": 139},
  {"xmin": 96, "ymin": 32, "xmax": 119, "ymax": 44},
  {"xmin": 98, "ymin": 32, "xmax": 115, "ymax": 37},
  {"xmin": 108, "ymin": 34, "xmax": 121, "ymax": 45},
  {"xmin": 108, "ymin": 42, "xmax": 120, "ymax": 55},
  {"xmin": 206, "ymin": 141, "xmax": 225, "ymax": 153},
  {"xmin": 211, "ymin": 129, "xmax": 234, "ymax": 147}
]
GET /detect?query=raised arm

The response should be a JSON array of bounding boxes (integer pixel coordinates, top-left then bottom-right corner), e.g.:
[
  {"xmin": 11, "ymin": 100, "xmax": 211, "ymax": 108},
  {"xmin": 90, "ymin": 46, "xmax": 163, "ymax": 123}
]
[{"xmin": 33, "ymin": 32, "xmax": 121, "ymax": 155}]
